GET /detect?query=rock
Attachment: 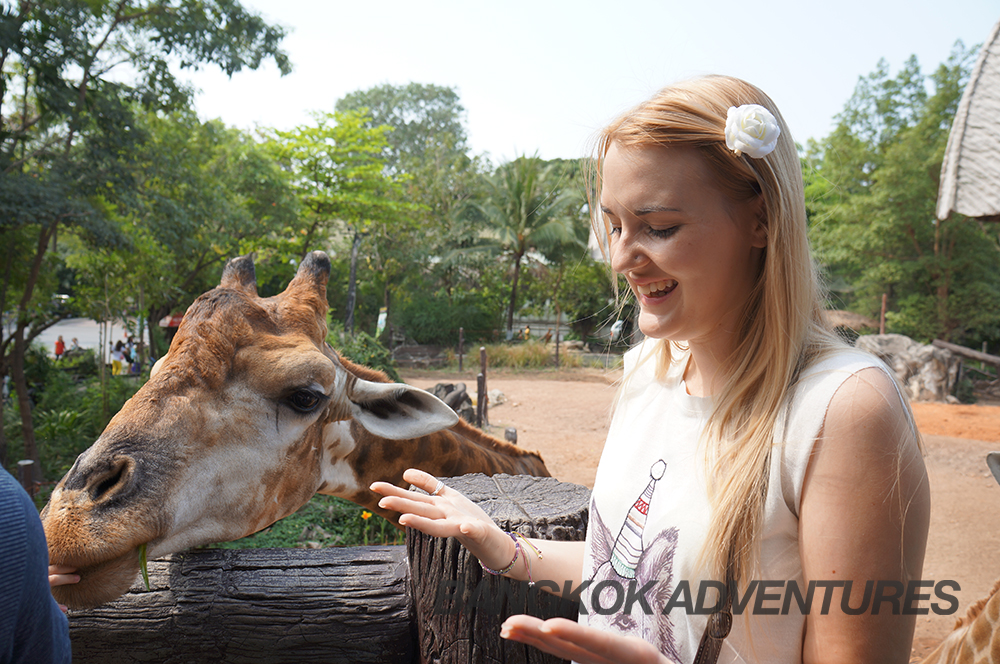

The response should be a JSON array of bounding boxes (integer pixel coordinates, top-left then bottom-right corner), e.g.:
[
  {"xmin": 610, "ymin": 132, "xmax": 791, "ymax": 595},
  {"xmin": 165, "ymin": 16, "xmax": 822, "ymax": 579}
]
[
  {"xmin": 487, "ymin": 388, "xmax": 506, "ymax": 406},
  {"xmin": 431, "ymin": 382, "xmax": 476, "ymax": 423},
  {"xmin": 854, "ymin": 333, "xmax": 960, "ymax": 402}
]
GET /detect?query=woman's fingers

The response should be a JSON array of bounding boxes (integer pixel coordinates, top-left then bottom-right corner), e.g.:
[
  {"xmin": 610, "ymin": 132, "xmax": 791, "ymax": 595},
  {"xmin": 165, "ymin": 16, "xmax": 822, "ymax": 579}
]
[
  {"xmin": 500, "ymin": 616, "xmax": 671, "ymax": 664},
  {"xmin": 401, "ymin": 467, "xmax": 440, "ymax": 492},
  {"xmin": 48, "ymin": 565, "xmax": 80, "ymax": 589}
]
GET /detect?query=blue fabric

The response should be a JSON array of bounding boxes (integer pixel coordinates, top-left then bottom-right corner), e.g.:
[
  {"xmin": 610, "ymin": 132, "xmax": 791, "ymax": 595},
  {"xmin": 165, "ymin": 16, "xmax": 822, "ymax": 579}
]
[{"xmin": 0, "ymin": 469, "xmax": 71, "ymax": 664}]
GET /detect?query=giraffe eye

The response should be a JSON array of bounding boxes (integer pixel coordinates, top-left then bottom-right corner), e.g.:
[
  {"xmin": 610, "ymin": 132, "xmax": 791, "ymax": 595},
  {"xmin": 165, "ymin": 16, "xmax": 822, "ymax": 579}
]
[{"xmin": 285, "ymin": 389, "xmax": 328, "ymax": 414}]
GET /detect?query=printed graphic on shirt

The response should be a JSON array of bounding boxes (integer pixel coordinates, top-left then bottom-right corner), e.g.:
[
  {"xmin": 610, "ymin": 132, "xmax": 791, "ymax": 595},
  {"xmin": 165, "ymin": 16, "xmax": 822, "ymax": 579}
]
[{"xmin": 587, "ymin": 460, "xmax": 680, "ymax": 661}]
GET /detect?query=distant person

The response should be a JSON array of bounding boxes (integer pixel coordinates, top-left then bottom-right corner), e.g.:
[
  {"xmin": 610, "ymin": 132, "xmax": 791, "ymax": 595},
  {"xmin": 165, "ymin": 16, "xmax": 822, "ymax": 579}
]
[
  {"xmin": 0, "ymin": 468, "xmax": 71, "ymax": 663},
  {"xmin": 110, "ymin": 342, "xmax": 124, "ymax": 376},
  {"xmin": 69, "ymin": 338, "xmax": 81, "ymax": 353},
  {"xmin": 53, "ymin": 336, "xmax": 65, "ymax": 361}
]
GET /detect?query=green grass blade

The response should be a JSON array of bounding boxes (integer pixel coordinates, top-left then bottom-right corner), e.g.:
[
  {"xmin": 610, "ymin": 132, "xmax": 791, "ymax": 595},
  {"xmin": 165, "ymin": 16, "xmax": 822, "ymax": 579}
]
[{"xmin": 138, "ymin": 543, "xmax": 150, "ymax": 591}]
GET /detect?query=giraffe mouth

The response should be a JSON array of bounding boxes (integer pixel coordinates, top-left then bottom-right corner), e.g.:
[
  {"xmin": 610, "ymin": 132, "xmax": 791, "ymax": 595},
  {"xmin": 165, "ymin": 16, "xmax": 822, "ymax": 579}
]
[{"xmin": 50, "ymin": 547, "xmax": 144, "ymax": 610}]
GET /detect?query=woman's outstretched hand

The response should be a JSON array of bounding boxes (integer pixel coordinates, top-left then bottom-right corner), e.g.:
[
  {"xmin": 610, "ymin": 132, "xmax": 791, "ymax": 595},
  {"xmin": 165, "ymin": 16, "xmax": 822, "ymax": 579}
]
[
  {"xmin": 370, "ymin": 468, "xmax": 515, "ymax": 571},
  {"xmin": 500, "ymin": 615, "xmax": 675, "ymax": 664}
]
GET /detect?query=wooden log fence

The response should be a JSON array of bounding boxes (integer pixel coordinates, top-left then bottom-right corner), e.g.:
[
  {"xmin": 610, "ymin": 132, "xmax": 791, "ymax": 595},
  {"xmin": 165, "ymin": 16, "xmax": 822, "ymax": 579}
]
[
  {"xmin": 67, "ymin": 547, "xmax": 413, "ymax": 663},
  {"xmin": 932, "ymin": 339, "xmax": 1000, "ymax": 369},
  {"xmin": 66, "ymin": 474, "xmax": 591, "ymax": 664}
]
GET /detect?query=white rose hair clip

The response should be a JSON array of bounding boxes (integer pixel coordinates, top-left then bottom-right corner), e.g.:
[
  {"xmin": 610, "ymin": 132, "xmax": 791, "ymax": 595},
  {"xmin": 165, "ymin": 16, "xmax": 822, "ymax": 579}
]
[{"xmin": 725, "ymin": 104, "xmax": 780, "ymax": 159}]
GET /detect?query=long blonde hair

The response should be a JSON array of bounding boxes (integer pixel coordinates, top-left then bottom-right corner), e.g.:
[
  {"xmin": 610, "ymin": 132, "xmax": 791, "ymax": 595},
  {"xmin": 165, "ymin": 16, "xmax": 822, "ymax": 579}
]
[{"xmin": 593, "ymin": 76, "xmax": 843, "ymax": 585}]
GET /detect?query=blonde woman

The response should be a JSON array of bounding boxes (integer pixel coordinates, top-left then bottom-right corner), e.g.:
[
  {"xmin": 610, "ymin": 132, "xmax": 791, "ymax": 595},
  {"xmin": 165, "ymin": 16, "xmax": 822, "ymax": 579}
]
[{"xmin": 372, "ymin": 75, "xmax": 929, "ymax": 664}]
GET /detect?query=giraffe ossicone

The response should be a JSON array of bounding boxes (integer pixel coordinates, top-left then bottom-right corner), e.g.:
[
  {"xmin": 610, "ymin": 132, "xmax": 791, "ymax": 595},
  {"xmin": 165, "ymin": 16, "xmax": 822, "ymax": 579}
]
[{"xmin": 41, "ymin": 251, "xmax": 549, "ymax": 610}]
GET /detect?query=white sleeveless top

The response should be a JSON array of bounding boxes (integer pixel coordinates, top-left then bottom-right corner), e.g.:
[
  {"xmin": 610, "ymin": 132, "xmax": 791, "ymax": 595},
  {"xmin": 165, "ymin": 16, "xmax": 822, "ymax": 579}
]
[{"xmin": 580, "ymin": 339, "xmax": 893, "ymax": 663}]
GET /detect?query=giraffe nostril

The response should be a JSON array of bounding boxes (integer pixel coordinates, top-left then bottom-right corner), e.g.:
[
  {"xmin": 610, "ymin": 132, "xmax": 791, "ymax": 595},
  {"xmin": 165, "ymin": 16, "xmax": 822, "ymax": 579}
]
[{"xmin": 89, "ymin": 458, "xmax": 132, "ymax": 502}]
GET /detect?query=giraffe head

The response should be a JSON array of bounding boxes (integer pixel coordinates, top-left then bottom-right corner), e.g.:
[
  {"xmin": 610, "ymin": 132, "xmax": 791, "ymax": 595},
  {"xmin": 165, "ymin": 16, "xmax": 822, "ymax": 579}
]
[{"xmin": 41, "ymin": 251, "xmax": 457, "ymax": 609}]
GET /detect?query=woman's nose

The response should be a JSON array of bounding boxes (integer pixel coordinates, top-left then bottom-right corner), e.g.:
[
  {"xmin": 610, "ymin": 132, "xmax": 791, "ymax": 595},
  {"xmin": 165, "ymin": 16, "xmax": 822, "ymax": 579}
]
[{"xmin": 610, "ymin": 228, "xmax": 646, "ymax": 275}]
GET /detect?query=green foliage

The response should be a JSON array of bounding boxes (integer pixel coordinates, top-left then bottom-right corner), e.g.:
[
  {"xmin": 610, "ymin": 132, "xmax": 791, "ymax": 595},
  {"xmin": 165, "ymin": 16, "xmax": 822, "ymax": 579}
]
[
  {"xmin": 327, "ymin": 324, "xmax": 400, "ymax": 381},
  {"xmin": 209, "ymin": 495, "xmax": 402, "ymax": 549},
  {"xmin": 4, "ymin": 346, "xmax": 144, "ymax": 483},
  {"xmin": 395, "ymin": 284, "xmax": 504, "ymax": 346},
  {"xmin": 955, "ymin": 376, "xmax": 977, "ymax": 405},
  {"xmin": 479, "ymin": 341, "xmax": 581, "ymax": 369},
  {"xmin": 473, "ymin": 155, "xmax": 587, "ymax": 336},
  {"xmin": 0, "ymin": 0, "xmax": 290, "ymax": 471},
  {"xmin": 806, "ymin": 42, "xmax": 999, "ymax": 344},
  {"xmin": 335, "ymin": 82, "xmax": 469, "ymax": 175}
]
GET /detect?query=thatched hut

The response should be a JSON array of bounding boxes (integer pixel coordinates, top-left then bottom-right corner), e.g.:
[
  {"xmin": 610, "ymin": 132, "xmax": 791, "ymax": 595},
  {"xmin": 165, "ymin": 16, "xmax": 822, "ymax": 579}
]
[{"xmin": 937, "ymin": 18, "xmax": 1000, "ymax": 222}]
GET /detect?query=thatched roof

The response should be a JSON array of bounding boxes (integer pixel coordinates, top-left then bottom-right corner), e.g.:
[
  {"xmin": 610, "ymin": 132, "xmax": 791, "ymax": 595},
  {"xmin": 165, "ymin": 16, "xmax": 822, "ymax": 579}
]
[
  {"xmin": 822, "ymin": 309, "xmax": 879, "ymax": 330},
  {"xmin": 937, "ymin": 18, "xmax": 1000, "ymax": 221}
]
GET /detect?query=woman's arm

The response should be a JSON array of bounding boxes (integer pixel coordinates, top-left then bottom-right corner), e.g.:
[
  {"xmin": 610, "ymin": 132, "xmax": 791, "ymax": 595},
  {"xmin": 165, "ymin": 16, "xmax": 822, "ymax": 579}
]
[
  {"xmin": 374, "ymin": 470, "xmax": 680, "ymax": 663},
  {"xmin": 799, "ymin": 367, "xmax": 930, "ymax": 663},
  {"xmin": 370, "ymin": 468, "xmax": 586, "ymax": 590}
]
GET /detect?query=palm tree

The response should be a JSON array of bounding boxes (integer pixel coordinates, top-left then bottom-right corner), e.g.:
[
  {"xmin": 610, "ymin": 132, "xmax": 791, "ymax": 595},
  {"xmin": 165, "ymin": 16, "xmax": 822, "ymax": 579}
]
[{"xmin": 475, "ymin": 155, "xmax": 585, "ymax": 339}]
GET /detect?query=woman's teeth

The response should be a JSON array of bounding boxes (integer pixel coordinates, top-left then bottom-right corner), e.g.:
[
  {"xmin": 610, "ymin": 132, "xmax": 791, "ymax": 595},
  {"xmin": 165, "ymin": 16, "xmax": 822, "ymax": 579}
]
[{"xmin": 636, "ymin": 280, "xmax": 678, "ymax": 297}]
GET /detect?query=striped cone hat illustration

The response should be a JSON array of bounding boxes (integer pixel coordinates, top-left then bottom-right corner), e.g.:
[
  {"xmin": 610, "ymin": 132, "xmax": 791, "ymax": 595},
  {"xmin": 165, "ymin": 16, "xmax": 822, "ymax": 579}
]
[{"xmin": 610, "ymin": 459, "xmax": 667, "ymax": 578}]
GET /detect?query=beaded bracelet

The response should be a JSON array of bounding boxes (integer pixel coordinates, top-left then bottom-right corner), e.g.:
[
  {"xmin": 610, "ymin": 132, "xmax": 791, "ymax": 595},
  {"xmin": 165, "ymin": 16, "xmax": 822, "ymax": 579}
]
[
  {"xmin": 480, "ymin": 532, "xmax": 520, "ymax": 576},
  {"xmin": 480, "ymin": 531, "xmax": 544, "ymax": 587},
  {"xmin": 514, "ymin": 532, "xmax": 542, "ymax": 587}
]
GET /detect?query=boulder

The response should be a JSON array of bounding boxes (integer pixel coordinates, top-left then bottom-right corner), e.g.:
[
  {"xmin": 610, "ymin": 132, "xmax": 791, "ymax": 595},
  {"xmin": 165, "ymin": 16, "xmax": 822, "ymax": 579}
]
[
  {"xmin": 431, "ymin": 382, "xmax": 476, "ymax": 423},
  {"xmin": 854, "ymin": 334, "xmax": 960, "ymax": 402}
]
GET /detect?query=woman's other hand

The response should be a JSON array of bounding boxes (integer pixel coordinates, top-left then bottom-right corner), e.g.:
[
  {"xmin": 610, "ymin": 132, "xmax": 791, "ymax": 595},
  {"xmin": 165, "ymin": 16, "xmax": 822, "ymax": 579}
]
[{"xmin": 500, "ymin": 615, "xmax": 676, "ymax": 664}]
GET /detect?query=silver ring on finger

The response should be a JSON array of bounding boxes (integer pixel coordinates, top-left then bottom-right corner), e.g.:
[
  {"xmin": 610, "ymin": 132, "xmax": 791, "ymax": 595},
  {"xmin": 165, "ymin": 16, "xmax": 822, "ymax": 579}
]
[{"xmin": 431, "ymin": 480, "xmax": 445, "ymax": 496}]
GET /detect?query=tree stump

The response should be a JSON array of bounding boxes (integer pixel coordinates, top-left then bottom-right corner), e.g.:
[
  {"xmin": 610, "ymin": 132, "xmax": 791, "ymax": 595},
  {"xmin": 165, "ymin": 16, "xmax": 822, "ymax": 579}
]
[
  {"xmin": 67, "ymin": 546, "xmax": 413, "ymax": 664},
  {"xmin": 407, "ymin": 473, "xmax": 591, "ymax": 664}
]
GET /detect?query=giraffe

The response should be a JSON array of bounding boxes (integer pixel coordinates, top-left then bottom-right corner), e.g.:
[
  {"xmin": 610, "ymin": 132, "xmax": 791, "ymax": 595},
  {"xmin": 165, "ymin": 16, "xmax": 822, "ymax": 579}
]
[
  {"xmin": 917, "ymin": 451, "xmax": 1000, "ymax": 663},
  {"xmin": 41, "ymin": 251, "xmax": 549, "ymax": 610}
]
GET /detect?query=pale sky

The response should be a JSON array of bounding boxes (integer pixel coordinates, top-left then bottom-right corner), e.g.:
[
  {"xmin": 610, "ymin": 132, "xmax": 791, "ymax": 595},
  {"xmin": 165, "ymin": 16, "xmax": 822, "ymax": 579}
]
[{"xmin": 182, "ymin": 0, "xmax": 999, "ymax": 163}]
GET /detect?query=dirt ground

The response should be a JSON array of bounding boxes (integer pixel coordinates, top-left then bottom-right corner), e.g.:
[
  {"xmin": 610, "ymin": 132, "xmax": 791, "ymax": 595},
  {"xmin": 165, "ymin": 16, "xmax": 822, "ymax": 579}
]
[{"xmin": 402, "ymin": 368, "xmax": 1000, "ymax": 659}]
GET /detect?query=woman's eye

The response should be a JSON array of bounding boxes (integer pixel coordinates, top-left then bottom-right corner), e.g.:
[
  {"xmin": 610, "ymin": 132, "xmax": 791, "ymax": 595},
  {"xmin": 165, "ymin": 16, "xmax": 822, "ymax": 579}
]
[
  {"xmin": 648, "ymin": 226, "xmax": 678, "ymax": 239},
  {"xmin": 286, "ymin": 389, "xmax": 327, "ymax": 414},
  {"xmin": 609, "ymin": 225, "xmax": 622, "ymax": 236}
]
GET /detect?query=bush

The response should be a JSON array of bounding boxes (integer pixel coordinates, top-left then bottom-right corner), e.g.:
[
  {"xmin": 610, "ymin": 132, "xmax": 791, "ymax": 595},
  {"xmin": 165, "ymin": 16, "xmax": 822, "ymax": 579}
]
[
  {"xmin": 327, "ymin": 324, "xmax": 400, "ymax": 381},
  {"xmin": 396, "ymin": 288, "xmax": 502, "ymax": 346},
  {"xmin": 955, "ymin": 376, "xmax": 977, "ymax": 404},
  {"xmin": 4, "ymin": 344, "xmax": 144, "ymax": 485},
  {"xmin": 479, "ymin": 341, "xmax": 582, "ymax": 369},
  {"xmin": 208, "ymin": 495, "xmax": 402, "ymax": 549}
]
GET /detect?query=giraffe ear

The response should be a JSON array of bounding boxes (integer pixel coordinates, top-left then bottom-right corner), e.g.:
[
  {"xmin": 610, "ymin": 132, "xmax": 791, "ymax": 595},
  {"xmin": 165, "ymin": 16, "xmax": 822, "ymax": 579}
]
[
  {"xmin": 220, "ymin": 253, "xmax": 258, "ymax": 296},
  {"xmin": 346, "ymin": 378, "xmax": 459, "ymax": 440}
]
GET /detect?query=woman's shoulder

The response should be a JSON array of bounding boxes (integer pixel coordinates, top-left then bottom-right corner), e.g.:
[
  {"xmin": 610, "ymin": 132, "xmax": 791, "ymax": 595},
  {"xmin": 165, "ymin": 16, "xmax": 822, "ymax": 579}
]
[
  {"xmin": 791, "ymin": 344, "xmax": 910, "ymax": 434},
  {"xmin": 794, "ymin": 346, "xmax": 894, "ymax": 399}
]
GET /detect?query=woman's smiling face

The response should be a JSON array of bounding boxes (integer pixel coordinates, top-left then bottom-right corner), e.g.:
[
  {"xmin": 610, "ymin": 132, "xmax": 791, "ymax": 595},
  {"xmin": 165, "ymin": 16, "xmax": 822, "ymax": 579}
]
[{"xmin": 602, "ymin": 143, "xmax": 766, "ymax": 354}]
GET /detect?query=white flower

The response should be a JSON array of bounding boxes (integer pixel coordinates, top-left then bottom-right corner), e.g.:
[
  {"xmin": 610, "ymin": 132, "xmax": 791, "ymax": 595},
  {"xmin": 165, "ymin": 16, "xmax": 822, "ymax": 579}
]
[{"xmin": 725, "ymin": 104, "xmax": 780, "ymax": 158}]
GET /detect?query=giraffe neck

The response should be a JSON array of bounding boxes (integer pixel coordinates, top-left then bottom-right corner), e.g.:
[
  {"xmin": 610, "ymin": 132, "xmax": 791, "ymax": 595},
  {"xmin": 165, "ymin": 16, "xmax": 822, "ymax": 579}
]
[
  {"xmin": 921, "ymin": 578, "xmax": 1000, "ymax": 663},
  {"xmin": 316, "ymin": 417, "xmax": 549, "ymax": 523}
]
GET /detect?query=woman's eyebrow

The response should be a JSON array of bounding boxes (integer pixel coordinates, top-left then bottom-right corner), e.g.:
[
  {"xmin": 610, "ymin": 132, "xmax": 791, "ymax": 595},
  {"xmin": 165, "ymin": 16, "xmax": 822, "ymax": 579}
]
[
  {"xmin": 634, "ymin": 204, "xmax": 681, "ymax": 216},
  {"xmin": 600, "ymin": 204, "xmax": 682, "ymax": 216}
]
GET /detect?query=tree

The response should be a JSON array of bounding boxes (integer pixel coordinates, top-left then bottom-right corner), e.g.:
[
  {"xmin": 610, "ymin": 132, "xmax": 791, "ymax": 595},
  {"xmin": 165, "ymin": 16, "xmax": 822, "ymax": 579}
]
[
  {"xmin": 72, "ymin": 111, "xmax": 299, "ymax": 360},
  {"xmin": 265, "ymin": 110, "xmax": 414, "ymax": 334},
  {"xmin": 335, "ymin": 82, "xmax": 469, "ymax": 175},
  {"xmin": 473, "ymin": 155, "xmax": 586, "ymax": 339},
  {"xmin": 336, "ymin": 83, "xmax": 489, "ymax": 338},
  {"xmin": 0, "ymin": 0, "xmax": 289, "ymax": 472},
  {"xmin": 805, "ymin": 43, "xmax": 999, "ymax": 344}
]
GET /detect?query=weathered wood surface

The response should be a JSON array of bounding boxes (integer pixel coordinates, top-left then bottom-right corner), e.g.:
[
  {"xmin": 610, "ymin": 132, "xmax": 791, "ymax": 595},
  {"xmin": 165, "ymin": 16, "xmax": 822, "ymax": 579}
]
[
  {"xmin": 68, "ymin": 546, "xmax": 414, "ymax": 664},
  {"xmin": 932, "ymin": 339, "xmax": 1000, "ymax": 368},
  {"xmin": 409, "ymin": 473, "xmax": 591, "ymax": 664}
]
